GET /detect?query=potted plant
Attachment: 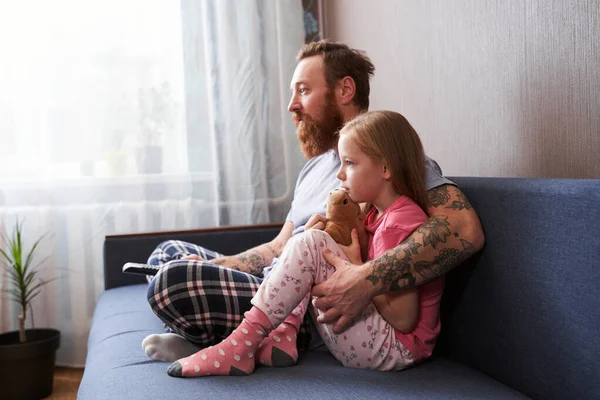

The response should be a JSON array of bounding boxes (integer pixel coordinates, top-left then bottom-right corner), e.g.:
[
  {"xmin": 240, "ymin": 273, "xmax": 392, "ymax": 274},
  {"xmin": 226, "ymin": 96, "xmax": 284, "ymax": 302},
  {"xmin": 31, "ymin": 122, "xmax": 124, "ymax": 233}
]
[
  {"xmin": 104, "ymin": 92, "xmax": 137, "ymax": 176},
  {"xmin": 0, "ymin": 220, "xmax": 60, "ymax": 399},
  {"xmin": 136, "ymin": 81, "xmax": 177, "ymax": 174}
]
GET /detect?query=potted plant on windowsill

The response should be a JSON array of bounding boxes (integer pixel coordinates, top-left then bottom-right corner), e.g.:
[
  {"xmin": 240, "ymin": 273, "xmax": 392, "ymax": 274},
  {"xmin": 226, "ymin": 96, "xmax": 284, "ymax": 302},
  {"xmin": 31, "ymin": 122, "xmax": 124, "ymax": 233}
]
[
  {"xmin": 136, "ymin": 81, "xmax": 177, "ymax": 174},
  {"xmin": 104, "ymin": 92, "xmax": 137, "ymax": 177},
  {"xmin": 0, "ymin": 220, "xmax": 60, "ymax": 400}
]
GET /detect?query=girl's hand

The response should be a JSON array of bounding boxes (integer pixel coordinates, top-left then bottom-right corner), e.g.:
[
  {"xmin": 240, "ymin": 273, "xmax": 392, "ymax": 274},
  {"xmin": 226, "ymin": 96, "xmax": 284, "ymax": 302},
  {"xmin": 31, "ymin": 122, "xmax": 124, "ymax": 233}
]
[
  {"xmin": 305, "ymin": 214, "xmax": 327, "ymax": 231},
  {"xmin": 181, "ymin": 254, "xmax": 202, "ymax": 261},
  {"xmin": 338, "ymin": 229, "xmax": 362, "ymax": 265}
]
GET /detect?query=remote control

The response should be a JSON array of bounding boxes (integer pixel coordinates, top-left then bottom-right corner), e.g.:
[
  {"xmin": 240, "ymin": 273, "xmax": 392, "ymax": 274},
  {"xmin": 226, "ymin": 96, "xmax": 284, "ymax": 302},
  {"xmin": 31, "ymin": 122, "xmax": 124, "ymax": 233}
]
[{"xmin": 122, "ymin": 262, "xmax": 161, "ymax": 276}]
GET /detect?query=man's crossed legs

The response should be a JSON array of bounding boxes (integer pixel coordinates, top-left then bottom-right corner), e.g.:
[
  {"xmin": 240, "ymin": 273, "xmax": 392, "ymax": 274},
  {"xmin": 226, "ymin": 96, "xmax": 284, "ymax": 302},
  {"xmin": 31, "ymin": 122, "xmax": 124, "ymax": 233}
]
[{"xmin": 142, "ymin": 240, "xmax": 312, "ymax": 364}]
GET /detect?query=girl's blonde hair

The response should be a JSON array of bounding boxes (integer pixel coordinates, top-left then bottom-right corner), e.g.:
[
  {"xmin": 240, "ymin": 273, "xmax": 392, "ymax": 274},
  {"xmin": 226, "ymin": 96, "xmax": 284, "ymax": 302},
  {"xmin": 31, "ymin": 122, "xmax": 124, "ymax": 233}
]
[{"xmin": 339, "ymin": 110, "xmax": 428, "ymax": 214}]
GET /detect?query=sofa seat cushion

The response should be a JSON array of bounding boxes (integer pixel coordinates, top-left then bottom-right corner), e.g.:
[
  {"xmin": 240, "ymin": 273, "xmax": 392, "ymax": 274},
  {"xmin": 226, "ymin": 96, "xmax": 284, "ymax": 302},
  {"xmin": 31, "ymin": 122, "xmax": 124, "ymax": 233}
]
[{"xmin": 79, "ymin": 285, "xmax": 529, "ymax": 400}]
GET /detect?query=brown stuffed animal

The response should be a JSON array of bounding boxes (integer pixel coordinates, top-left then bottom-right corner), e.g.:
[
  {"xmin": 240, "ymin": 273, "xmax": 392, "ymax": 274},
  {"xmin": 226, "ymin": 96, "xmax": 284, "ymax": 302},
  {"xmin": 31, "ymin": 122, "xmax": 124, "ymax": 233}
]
[{"xmin": 322, "ymin": 189, "xmax": 368, "ymax": 262}]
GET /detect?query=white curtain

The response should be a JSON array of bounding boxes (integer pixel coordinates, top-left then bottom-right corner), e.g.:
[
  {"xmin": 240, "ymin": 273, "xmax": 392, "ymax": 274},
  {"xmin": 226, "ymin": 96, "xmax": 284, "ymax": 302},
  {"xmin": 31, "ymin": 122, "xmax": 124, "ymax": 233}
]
[{"xmin": 0, "ymin": 0, "xmax": 305, "ymax": 366}]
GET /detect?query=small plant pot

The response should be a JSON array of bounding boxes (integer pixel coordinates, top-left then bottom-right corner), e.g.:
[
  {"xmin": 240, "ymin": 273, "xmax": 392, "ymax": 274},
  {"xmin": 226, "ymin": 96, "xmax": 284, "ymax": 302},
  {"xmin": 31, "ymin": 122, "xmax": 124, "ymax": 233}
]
[
  {"xmin": 0, "ymin": 328, "xmax": 61, "ymax": 400},
  {"xmin": 135, "ymin": 146, "xmax": 163, "ymax": 174},
  {"xmin": 106, "ymin": 152, "xmax": 129, "ymax": 176}
]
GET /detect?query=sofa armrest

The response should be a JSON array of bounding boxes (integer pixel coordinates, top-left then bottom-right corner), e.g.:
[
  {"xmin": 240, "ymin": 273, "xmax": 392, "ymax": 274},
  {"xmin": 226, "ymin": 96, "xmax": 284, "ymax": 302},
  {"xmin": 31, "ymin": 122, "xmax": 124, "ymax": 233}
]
[{"xmin": 103, "ymin": 223, "xmax": 283, "ymax": 290}]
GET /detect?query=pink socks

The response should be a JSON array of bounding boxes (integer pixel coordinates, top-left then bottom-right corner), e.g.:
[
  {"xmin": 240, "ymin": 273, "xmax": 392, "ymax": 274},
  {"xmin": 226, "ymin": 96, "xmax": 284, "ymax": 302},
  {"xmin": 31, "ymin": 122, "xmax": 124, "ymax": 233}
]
[
  {"xmin": 167, "ymin": 307, "xmax": 273, "ymax": 377},
  {"xmin": 256, "ymin": 313, "xmax": 301, "ymax": 367}
]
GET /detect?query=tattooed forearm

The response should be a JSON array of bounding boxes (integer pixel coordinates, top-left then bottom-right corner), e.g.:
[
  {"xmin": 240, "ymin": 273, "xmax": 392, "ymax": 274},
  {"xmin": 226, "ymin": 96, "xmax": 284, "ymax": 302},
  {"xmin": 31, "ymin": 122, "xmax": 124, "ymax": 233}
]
[
  {"xmin": 365, "ymin": 184, "xmax": 482, "ymax": 292},
  {"xmin": 386, "ymin": 238, "xmax": 476, "ymax": 291},
  {"xmin": 366, "ymin": 215, "xmax": 476, "ymax": 291},
  {"xmin": 238, "ymin": 250, "xmax": 266, "ymax": 267},
  {"xmin": 215, "ymin": 243, "xmax": 279, "ymax": 276},
  {"xmin": 416, "ymin": 215, "xmax": 451, "ymax": 249},
  {"xmin": 265, "ymin": 243, "xmax": 280, "ymax": 257},
  {"xmin": 237, "ymin": 250, "xmax": 268, "ymax": 276},
  {"xmin": 413, "ymin": 239, "xmax": 476, "ymax": 281},
  {"xmin": 403, "ymin": 236, "xmax": 422, "ymax": 256},
  {"xmin": 366, "ymin": 237, "xmax": 421, "ymax": 287},
  {"xmin": 211, "ymin": 258, "xmax": 244, "ymax": 273},
  {"xmin": 367, "ymin": 250, "xmax": 409, "ymax": 287}
]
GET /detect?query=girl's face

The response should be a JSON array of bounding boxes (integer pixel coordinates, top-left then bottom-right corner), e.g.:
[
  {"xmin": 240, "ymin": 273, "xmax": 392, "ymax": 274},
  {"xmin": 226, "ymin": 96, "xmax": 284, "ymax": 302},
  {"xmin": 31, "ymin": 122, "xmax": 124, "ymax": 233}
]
[{"xmin": 336, "ymin": 133, "xmax": 388, "ymax": 204}]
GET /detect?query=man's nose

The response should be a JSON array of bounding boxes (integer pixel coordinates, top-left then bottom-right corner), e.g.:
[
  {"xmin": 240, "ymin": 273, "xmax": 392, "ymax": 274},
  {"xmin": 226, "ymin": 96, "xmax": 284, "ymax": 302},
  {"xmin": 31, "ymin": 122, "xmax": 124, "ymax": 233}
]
[{"xmin": 288, "ymin": 95, "xmax": 300, "ymax": 113}]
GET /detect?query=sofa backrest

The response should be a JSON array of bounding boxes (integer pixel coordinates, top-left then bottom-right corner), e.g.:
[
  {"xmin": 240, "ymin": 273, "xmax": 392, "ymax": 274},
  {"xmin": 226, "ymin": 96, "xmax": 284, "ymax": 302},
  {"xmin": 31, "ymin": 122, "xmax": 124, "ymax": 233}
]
[
  {"xmin": 103, "ymin": 224, "xmax": 282, "ymax": 290},
  {"xmin": 438, "ymin": 177, "xmax": 600, "ymax": 400}
]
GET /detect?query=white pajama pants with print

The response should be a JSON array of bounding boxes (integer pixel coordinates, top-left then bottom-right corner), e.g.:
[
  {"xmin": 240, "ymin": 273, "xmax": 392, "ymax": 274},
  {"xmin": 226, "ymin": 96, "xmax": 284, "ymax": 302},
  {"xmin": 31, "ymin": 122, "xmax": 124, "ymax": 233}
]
[{"xmin": 252, "ymin": 229, "xmax": 415, "ymax": 371}]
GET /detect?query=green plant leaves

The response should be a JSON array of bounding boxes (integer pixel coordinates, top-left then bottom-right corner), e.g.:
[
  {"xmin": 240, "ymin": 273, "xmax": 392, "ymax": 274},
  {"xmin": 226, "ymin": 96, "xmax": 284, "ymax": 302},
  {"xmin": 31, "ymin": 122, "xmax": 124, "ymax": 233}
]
[{"xmin": 0, "ymin": 219, "xmax": 53, "ymax": 342}]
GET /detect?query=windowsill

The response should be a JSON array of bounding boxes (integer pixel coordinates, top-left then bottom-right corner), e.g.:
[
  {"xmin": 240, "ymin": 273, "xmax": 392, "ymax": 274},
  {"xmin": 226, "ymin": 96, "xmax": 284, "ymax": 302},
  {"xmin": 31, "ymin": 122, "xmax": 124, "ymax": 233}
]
[
  {"xmin": 0, "ymin": 171, "xmax": 214, "ymax": 189},
  {"xmin": 0, "ymin": 172, "xmax": 216, "ymax": 207}
]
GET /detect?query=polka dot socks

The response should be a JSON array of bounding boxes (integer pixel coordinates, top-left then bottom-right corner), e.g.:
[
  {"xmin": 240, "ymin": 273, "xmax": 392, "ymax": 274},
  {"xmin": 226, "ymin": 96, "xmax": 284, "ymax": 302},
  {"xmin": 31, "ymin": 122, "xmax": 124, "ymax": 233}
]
[
  {"xmin": 256, "ymin": 313, "xmax": 301, "ymax": 367},
  {"xmin": 167, "ymin": 307, "xmax": 273, "ymax": 377}
]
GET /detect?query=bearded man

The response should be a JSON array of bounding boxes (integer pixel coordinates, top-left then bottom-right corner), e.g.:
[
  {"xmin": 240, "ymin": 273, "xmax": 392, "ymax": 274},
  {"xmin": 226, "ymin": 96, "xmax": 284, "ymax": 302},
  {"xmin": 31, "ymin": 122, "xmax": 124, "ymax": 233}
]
[{"xmin": 141, "ymin": 41, "xmax": 484, "ymax": 364}]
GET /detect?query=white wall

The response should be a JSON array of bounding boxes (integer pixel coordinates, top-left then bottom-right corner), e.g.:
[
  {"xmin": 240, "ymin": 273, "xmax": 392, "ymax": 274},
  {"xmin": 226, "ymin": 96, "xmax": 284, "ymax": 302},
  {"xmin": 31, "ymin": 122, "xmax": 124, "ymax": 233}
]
[{"xmin": 325, "ymin": 0, "xmax": 600, "ymax": 178}]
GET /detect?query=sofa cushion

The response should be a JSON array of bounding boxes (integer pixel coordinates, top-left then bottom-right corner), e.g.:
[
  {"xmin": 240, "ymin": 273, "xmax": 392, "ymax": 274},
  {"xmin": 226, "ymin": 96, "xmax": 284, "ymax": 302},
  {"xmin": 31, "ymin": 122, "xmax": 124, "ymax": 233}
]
[
  {"xmin": 439, "ymin": 178, "xmax": 600, "ymax": 400},
  {"xmin": 79, "ymin": 285, "xmax": 527, "ymax": 400}
]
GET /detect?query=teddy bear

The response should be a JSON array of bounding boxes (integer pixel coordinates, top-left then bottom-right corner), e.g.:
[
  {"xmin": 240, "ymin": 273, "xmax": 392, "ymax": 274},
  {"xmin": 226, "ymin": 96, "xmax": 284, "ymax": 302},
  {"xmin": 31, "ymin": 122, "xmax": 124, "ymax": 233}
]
[{"xmin": 320, "ymin": 189, "xmax": 368, "ymax": 262}]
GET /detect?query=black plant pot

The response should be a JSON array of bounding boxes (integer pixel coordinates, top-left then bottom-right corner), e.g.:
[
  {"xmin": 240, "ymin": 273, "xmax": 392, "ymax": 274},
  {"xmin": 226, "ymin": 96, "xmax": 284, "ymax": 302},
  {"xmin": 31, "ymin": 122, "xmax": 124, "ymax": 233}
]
[{"xmin": 0, "ymin": 329, "xmax": 61, "ymax": 400}]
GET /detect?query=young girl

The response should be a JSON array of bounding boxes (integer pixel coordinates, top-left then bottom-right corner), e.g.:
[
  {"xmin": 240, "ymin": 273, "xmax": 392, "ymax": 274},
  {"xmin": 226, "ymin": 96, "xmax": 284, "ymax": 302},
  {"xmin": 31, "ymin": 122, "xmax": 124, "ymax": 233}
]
[{"xmin": 166, "ymin": 110, "xmax": 444, "ymax": 377}]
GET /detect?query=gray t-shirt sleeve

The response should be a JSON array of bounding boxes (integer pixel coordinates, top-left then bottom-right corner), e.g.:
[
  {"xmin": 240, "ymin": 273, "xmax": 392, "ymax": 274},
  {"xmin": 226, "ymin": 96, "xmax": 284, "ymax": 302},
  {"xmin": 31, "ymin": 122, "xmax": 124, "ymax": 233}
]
[{"xmin": 424, "ymin": 156, "xmax": 455, "ymax": 190}]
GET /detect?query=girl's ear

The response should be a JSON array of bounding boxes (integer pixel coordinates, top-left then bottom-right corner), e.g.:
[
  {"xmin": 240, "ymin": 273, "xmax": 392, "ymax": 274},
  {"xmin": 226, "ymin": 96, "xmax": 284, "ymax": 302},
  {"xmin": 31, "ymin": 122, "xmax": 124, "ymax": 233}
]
[{"xmin": 382, "ymin": 162, "xmax": 392, "ymax": 180}]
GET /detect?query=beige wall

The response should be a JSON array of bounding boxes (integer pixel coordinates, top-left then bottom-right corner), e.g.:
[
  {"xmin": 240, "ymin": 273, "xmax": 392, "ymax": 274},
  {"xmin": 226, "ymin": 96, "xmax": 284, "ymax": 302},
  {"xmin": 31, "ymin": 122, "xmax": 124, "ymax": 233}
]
[{"xmin": 324, "ymin": 0, "xmax": 600, "ymax": 178}]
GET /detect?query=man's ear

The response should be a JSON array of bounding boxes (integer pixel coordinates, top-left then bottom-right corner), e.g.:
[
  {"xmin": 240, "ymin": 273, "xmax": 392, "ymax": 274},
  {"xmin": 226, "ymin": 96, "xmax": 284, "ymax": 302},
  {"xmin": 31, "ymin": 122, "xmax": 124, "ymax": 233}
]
[{"xmin": 337, "ymin": 76, "xmax": 356, "ymax": 105}]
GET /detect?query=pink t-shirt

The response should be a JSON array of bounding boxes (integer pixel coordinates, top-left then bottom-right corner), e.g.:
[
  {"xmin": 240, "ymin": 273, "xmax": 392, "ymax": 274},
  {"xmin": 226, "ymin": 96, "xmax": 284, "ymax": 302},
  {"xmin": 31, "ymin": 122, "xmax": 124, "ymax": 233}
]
[{"xmin": 364, "ymin": 196, "xmax": 445, "ymax": 362}]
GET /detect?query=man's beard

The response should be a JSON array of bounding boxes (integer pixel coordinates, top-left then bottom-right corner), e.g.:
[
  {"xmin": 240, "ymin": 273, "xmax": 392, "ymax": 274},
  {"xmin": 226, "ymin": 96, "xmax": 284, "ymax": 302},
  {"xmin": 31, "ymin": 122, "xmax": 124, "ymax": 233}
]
[{"xmin": 293, "ymin": 94, "xmax": 344, "ymax": 159}]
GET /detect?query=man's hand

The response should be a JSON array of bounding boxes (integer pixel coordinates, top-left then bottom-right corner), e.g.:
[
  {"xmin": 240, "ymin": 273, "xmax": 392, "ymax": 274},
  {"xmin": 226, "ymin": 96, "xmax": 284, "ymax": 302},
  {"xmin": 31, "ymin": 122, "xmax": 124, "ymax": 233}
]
[{"xmin": 311, "ymin": 249, "xmax": 376, "ymax": 334}]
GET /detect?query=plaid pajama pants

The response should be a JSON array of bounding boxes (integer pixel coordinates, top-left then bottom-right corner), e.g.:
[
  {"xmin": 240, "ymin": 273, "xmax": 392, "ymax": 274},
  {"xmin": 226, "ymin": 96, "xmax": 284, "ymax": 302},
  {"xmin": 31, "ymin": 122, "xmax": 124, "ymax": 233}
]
[{"xmin": 146, "ymin": 240, "xmax": 312, "ymax": 350}]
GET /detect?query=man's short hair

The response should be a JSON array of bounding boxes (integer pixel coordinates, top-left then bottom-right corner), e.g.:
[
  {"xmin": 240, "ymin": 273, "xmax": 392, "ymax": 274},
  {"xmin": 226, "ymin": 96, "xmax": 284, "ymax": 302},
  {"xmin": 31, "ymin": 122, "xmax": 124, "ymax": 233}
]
[{"xmin": 297, "ymin": 40, "xmax": 375, "ymax": 111}]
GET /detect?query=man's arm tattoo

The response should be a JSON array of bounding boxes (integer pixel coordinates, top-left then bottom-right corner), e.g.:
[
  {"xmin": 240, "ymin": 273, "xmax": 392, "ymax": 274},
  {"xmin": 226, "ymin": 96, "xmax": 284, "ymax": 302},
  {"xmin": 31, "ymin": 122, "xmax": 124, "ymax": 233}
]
[
  {"xmin": 365, "ymin": 214, "xmax": 475, "ymax": 291},
  {"xmin": 265, "ymin": 243, "xmax": 280, "ymax": 257},
  {"xmin": 365, "ymin": 186, "xmax": 478, "ymax": 291},
  {"xmin": 387, "ymin": 238, "xmax": 476, "ymax": 290},
  {"xmin": 413, "ymin": 238, "xmax": 476, "ymax": 281},
  {"xmin": 416, "ymin": 215, "xmax": 451, "ymax": 249},
  {"xmin": 428, "ymin": 185, "xmax": 473, "ymax": 211},
  {"xmin": 237, "ymin": 250, "xmax": 268, "ymax": 276},
  {"xmin": 427, "ymin": 186, "xmax": 451, "ymax": 207},
  {"xmin": 446, "ymin": 190, "xmax": 473, "ymax": 211},
  {"xmin": 366, "ymin": 237, "xmax": 421, "ymax": 287},
  {"xmin": 212, "ymin": 258, "xmax": 243, "ymax": 272}
]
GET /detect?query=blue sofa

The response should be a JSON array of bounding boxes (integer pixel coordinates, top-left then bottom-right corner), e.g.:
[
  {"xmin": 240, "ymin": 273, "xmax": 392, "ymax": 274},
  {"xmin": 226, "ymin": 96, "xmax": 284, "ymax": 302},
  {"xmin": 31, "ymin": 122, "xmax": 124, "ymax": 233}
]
[{"xmin": 78, "ymin": 177, "xmax": 600, "ymax": 399}]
